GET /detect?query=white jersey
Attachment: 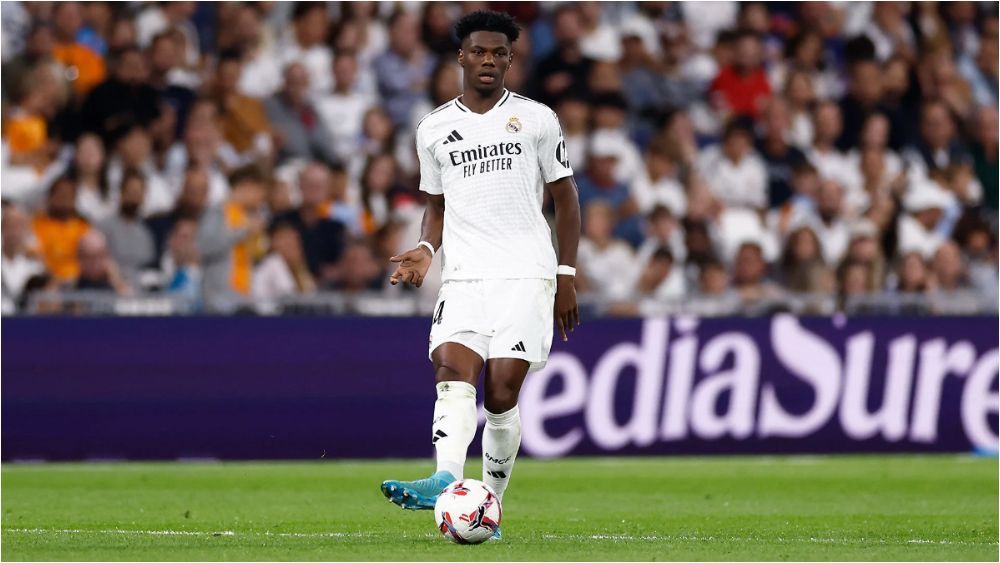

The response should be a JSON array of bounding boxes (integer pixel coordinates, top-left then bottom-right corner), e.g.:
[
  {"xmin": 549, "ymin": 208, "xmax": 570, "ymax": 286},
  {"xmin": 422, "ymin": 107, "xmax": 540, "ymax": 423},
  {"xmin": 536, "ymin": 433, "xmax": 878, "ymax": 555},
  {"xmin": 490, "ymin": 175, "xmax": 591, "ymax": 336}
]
[{"xmin": 416, "ymin": 89, "xmax": 573, "ymax": 281}]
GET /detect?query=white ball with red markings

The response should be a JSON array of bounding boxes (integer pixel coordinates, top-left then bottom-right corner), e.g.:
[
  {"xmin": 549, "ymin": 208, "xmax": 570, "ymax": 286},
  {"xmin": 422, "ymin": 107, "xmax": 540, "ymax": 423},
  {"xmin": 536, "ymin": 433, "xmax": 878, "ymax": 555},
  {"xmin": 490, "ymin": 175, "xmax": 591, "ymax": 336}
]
[{"xmin": 433, "ymin": 479, "xmax": 502, "ymax": 544}]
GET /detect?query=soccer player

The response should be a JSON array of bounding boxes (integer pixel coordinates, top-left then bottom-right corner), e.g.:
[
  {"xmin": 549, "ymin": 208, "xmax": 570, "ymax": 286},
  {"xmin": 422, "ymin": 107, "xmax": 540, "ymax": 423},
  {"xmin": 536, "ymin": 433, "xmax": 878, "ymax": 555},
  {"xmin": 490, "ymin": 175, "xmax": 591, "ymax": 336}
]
[{"xmin": 380, "ymin": 10, "xmax": 581, "ymax": 539}]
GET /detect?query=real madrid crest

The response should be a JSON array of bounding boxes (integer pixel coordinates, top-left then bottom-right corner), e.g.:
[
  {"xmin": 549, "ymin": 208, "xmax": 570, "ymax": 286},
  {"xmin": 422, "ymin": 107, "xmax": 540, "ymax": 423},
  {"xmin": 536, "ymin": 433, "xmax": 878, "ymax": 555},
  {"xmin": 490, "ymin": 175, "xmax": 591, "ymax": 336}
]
[{"xmin": 506, "ymin": 116, "xmax": 522, "ymax": 133}]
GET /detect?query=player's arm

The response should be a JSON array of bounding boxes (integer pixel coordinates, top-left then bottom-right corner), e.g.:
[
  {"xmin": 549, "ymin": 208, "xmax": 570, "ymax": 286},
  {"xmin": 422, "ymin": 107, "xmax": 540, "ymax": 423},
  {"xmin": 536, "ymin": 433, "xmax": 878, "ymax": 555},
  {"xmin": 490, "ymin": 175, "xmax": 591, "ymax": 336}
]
[
  {"xmin": 389, "ymin": 193, "xmax": 443, "ymax": 287},
  {"xmin": 547, "ymin": 175, "xmax": 581, "ymax": 341},
  {"xmin": 391, "ymin": 121, "xmax": 443, "ymax": 288}
]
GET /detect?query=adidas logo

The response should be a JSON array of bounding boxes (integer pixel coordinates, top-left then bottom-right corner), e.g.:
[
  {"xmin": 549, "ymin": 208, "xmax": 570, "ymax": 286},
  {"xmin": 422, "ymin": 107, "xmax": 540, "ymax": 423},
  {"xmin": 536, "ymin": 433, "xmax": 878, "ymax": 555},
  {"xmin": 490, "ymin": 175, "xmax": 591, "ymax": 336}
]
[
  {"xmin": 510, "ymin": 341, "xmax": 525, "ymax": 352},
  {"xmin": 486, "ymin": 470, "xmax": 507, "ymax": 479},
  {"xmin": 432, "ymin": 429, "xmax": 448, "ymax": 444},
  {"xmin": 442, "ymin": 130, "xmax": 464, "ymax": 144}
]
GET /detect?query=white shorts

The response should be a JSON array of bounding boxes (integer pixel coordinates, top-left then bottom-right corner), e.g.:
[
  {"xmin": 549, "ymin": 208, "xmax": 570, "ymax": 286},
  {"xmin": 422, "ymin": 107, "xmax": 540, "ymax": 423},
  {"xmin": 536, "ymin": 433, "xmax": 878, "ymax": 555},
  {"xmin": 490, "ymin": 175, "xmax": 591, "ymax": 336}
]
[{"xmin": 428, "ymin": 278, "xmax": 556, "ymax": 373}]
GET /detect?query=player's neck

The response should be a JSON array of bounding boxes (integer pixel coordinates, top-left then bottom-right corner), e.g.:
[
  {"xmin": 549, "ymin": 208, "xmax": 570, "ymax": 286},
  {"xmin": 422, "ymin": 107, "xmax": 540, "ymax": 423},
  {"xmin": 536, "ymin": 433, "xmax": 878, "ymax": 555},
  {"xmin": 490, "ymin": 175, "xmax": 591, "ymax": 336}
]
[{"xmin": 458, "ymin": 86, "xmax": 506, "ymax": 114}]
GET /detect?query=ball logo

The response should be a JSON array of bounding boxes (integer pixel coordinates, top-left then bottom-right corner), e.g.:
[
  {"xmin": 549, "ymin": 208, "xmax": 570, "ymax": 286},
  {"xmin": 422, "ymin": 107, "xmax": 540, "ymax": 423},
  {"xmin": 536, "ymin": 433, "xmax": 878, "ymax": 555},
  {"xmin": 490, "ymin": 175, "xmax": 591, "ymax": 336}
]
[{"xmin": 505, "ymin": 116, "xmax": 522, "ymax": 133}]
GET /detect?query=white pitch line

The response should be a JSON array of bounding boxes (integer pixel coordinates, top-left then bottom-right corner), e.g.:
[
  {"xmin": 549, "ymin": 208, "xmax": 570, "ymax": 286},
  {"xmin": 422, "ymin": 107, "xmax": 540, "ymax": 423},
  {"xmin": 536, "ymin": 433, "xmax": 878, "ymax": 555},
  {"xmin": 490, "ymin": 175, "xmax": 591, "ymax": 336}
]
[
  {"xmin": 3, "ymin": 528, "xmax": 434, "ymax": 540},
  {"xmin": 4, "ymin": 528, "xmax": 995, "ymax": 547},
  {"xmin": 540, "ymin": 533, "xmax": 995, "ymax": 546}
]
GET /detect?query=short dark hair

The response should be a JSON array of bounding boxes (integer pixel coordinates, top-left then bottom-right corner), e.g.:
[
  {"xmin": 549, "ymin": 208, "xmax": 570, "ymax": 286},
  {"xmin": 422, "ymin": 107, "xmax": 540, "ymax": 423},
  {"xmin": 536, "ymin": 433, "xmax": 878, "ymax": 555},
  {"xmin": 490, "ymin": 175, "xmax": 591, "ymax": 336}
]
[
  {"xmin": 454, "ymin": 10, "xmax": 520, "ymax": 44},
  {"xmin": 229, "ymin": 164, "xmax": 266, "ymax": 187}
]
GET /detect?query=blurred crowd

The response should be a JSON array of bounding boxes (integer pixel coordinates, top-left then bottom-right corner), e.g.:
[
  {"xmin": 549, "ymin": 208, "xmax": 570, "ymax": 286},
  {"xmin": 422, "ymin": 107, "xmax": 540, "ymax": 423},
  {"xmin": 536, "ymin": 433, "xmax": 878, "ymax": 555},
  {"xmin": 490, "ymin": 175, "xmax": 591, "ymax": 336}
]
[{"xmin": 1, "ymin": 1, "xmax": 997, "ymax": 315}]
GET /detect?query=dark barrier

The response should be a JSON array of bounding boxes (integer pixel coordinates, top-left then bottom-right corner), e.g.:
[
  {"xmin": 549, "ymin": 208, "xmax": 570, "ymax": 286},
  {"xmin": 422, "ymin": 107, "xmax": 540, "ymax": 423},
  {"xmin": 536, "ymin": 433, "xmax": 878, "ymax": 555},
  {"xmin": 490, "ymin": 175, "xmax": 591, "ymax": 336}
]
[{"xmin": 2, "ymin": 315, "xmax": 997, "ymax": 461}]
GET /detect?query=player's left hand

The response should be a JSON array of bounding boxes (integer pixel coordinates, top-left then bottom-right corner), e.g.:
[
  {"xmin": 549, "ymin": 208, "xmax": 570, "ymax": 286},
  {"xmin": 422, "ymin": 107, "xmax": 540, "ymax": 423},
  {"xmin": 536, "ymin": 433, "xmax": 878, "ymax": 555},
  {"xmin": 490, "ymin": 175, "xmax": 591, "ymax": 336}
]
[{"xmin": 554, "ymin": 275, "xmax": 580, "ymax": 342}]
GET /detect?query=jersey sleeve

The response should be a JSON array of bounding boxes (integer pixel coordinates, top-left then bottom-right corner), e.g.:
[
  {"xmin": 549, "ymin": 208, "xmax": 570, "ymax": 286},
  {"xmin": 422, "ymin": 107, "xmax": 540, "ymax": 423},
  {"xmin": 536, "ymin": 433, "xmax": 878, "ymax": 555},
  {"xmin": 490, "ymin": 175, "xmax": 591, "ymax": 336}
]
[
  {"xmin": 415, "ymin": 123, "xmax": 443, "ymax": 195},
  {"xmin": 538, "ymin": 110, "xmax": 574, "ymax": 183}
]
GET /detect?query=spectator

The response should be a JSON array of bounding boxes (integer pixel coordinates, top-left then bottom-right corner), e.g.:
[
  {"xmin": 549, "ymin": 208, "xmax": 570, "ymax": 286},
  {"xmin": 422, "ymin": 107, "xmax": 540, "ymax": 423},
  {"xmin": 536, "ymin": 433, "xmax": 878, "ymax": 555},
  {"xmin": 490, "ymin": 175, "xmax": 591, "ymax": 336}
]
[
  {"xmin": 930, "ymin": 240, "xmax": 969, "ymax": 291},
  {"xmin": 252, "ymin": 219, "xmax": 316, "ymax": 301},
  {"xmin": 359, "ymin": 153, "xmax": 410, "ymax": 234},
  {"xmin": 327, "ymin": 162, "xmax": 364, "ymax": 237},
  {"xmin": 3, "ymin": 65, "xmax": 58, "ymax": 171},
  {"xmin": 51, "ymin": 2, "xmax": 106, "ymax": 96},
  {"xmin": 212, "ymin": 50, "xmax": 273, "ymax": 164},
  {"xmin": 697, "ymin": 117, "xmax": 768, "ymax": 210},
  {"xmin": 630, "ymin": 141, "xmax": 686, "ymax": 218},
  {"xmin": 233, "ymin": 4, "xmax": 283, "ymax": 99},
  {"xmin": 136, "ymin": 1, "xmax": 199, "ymax": 67},
  {"xmin": 757, "ymin": 97, "xmax": 806, "ymax": 207},
  {"xmin": 71, "ymin": 133, "xmax": 112, "ymax": 224},
  {"xmin": 783, "ymin": 68, "xmax": 816, "ymax": 150},
  {"xmin": 843, "ymin": 219, "xmax": 888, "ymax": 291},
  {"xmin": 106, "ymin": 124, "xmax": 174, "ymax": 217},
  {"xmin": 576, "ymin": 131, "xmax": 643, "ymax": 245},
  {"xmin": 897, "ymin": 181, "xmax": 956, "ymax": 259},
  {"xmin": 330, "ymin": 238, "xmax": 384, "ymax": 293},
  {"xmin": 373, "ymin": 10, "xmax": 435, "ymax": 126},
  {"xmin": 708, "ymin": 30, "xmax": 771, "ymax": 120},
  {"xmin": 731, "ymin": 240, "xmax": 781, "ymax": 304},
  {"xmin": 32, "ymin": 176, "xmax": 91, "ymax": 281},
  {"xmin": 2, "ymin": 22, "xmax": 57, "ymax": 105},
  {"xmin": 554, "ymin": 94, "xmax": 590, "ymax": 173},
  {"xmin": 264, "ymin": 62, "xmax": 338, "ymax": 165},
  {"xmin": 806, "ymin": 101, "xmax": 861, "ymax": 192},
  {"xmin": 532, "ymin": 5, "xmax": 593, "ymax": 106},
  {"xmin": 958, "ymin": 36, "xmax": 998, "ymax": 108},
  {"xmin": 837, "ymin": 60, "xmax": 885, "ymax": 151},
  {"xmin": 903, "ymin": 101, "xmax": 980, "ymax": 196},
  {"xmin": 317, "ymin": 51, "xmax": 376, "ymax": 164},
  {"xmin": 636, "ymin": 205, "xmax": 687, "ymax": 270},
  {"xmin": 862, "ymin": 2, "xmax": 915, "ymax": 62},
  {"xmin": 272, "ymin": 162, "xmax": 347, "ymax": 284},
  {"xmin": 162, "ymin": 216, "xmax": 202, "ymax": 306},
  {"xmin": 781, "ymin": 224, "xmax": 834, "ymax": 293},
  {"xmin": 223, "ymin": 166, "xmax": 268, "ymax": 296},
  {"xmin": 80, "ymin": 45, "xmax": 160, "ymax": 145},
  {"xmin": 896, "ymin": 251, "xmax": 931, "ymax": 295},
  {"xmin": 280, "ymin": 2, "xmax": 332, "ymax": 96},
  {"xmin": 421, "ymin": 2, "xmax": 459, "ymax": 56},
  {"xmin": 633, "ymin": 246, "xmax": 686, "ymax": 300},
  {"xmin": 812, "ymin": 179, "xmax": 851, "ymax": 266},
  {"xmin": 71, "ymin": 230, "xmax": 129, "ymax": 294},
  {"xmin": 100, "ymin": 169, "xmax": 155, "ymax": 288},
  {"xmin": 1, "ymin": 203, "xmax": 46, "ymax": 313},
  {"xmin": 969, "ymin": 107, "xmax": 998, "ymax": 214},
  {"xmin": 577, "ymin": 200, "xmax": 636, "ymax": 302}
]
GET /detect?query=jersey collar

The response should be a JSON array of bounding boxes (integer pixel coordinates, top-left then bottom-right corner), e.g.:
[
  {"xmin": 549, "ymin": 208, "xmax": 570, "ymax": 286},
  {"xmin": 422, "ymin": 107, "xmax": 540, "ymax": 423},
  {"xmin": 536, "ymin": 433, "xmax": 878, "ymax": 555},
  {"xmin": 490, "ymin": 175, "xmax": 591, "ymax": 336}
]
[{"xmin": 454, "ymin": 89, "xmax": 511, "ymax": 115}]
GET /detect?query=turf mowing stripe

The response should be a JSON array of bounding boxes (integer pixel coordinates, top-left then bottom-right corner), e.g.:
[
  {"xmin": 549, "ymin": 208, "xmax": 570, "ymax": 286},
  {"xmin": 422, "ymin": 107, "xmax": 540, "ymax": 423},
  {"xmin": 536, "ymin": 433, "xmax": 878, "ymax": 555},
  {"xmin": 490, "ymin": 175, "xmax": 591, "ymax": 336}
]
[{"xmin": 5, "ymin": 528, "xmax": 995, "ymax": 547}]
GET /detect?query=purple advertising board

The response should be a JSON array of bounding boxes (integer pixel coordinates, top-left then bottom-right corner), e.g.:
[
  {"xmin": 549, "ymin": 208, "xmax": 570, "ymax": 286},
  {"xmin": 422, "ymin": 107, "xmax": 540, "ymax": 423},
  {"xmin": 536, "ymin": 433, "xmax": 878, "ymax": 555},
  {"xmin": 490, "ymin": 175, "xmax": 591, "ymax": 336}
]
[{"xmin": 2, "ymin": 315, "xmax": 997, "ymax": 461}]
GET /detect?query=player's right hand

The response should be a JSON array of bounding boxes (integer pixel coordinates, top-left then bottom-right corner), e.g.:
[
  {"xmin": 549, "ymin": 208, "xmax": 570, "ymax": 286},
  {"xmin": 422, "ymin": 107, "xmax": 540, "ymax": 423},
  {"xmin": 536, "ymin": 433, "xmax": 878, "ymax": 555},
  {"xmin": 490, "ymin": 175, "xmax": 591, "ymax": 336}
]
[{"xmin": 389, "ymin": 247, "xmax": 433, "ymax": 287}]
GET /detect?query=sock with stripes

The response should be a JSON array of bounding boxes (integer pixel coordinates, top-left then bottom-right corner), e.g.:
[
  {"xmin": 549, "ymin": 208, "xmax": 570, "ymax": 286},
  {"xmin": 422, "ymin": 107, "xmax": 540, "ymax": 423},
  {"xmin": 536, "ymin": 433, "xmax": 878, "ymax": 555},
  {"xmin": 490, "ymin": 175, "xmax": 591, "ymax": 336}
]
[
  {"xmin": 482, "ymin": 405, "xmax": 521, "ymax": 501},
  {"xmin": 432, "ymin": 381, "xmax": 478, "ymax": 480}
]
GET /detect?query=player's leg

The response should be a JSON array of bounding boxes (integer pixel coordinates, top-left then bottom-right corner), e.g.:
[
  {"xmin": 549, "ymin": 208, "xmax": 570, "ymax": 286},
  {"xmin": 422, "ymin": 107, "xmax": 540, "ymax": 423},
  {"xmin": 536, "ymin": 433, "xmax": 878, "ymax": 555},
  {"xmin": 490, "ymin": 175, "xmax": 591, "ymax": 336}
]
[
  {"xmin": 381, "ymin": 341, "xmax": 484, "ymax": 510},
  {"xmin": 429, "ymin": 342, "xmax": 484, "ymax": 480},
  {"xmin": 481, "ymin": 357, "xmax": 529, "ymax": 501},
  {"xmin": 479, "ymin": 278, "xmax": 556, "ymax": 531}
]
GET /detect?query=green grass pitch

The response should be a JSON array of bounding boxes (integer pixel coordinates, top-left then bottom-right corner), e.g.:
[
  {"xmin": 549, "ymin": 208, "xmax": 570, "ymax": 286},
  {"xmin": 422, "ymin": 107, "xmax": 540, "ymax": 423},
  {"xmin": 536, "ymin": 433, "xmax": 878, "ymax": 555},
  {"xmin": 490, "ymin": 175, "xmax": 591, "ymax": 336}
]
[{"xmin": 2, "ymin": 455, "xmax": 997, "ymax": 561}]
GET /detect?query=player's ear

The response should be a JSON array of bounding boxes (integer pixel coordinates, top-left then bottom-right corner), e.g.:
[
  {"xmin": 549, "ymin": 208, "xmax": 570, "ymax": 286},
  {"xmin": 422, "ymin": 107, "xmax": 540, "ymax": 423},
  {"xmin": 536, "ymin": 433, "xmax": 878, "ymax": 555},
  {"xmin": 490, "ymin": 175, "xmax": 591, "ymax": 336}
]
[{"xmin": 457, "ymin": 49, "xmax": 464, "ymax": 65}]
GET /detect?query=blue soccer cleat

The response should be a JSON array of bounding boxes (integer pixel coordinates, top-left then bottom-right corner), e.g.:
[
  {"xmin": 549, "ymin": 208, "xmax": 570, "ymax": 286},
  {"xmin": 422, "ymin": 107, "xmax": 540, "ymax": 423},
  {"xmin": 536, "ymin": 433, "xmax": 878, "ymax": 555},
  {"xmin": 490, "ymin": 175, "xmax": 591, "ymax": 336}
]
[
  {"xmin": 489, "ymin": 527, "xmax": 502, "ymax": 541},
  {"xmin": 380, "ymin": 470, "xmax": 455, "ymax": 510}
]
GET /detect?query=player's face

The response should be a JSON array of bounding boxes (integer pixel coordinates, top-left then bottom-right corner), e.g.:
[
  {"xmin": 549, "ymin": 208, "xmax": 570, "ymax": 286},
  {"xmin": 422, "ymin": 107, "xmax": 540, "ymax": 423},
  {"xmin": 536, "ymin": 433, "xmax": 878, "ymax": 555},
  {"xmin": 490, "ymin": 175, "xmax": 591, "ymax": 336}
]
[{"xmin": 459, "ymin": 31, "xmax": 513, "ymax": 95}]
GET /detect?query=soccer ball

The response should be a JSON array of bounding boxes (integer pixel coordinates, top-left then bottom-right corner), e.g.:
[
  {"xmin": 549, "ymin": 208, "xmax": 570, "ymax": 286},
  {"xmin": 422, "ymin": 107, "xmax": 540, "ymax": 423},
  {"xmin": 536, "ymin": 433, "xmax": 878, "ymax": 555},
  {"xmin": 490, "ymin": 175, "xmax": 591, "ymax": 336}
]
[{"xmin": 434, "ymin": 479, "xmax": 502, "ymax": 544}]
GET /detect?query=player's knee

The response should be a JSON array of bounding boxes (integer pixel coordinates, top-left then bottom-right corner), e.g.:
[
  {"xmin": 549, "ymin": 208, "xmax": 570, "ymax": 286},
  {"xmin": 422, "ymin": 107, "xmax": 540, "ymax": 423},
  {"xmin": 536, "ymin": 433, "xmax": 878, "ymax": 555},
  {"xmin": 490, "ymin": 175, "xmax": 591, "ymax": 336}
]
[
  {"xmin": 434, "ymin": 364, "xmax": 475, "ymax": 386},
  {"xmin": 484, "ymin": 387, "xmax": 518, "ymax": 413}
]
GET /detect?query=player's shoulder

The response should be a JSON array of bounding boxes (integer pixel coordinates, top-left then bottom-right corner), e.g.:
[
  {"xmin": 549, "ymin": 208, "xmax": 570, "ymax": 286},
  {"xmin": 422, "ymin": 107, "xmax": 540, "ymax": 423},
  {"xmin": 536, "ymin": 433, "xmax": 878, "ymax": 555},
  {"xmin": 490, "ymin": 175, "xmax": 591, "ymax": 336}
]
[
  {"xmin": 505, "ymin": 91, "xmax": 557, "ymax": 119},
  {"xmin": 416, "ymin": 100, "xmax": 461, "ymax": 134}
]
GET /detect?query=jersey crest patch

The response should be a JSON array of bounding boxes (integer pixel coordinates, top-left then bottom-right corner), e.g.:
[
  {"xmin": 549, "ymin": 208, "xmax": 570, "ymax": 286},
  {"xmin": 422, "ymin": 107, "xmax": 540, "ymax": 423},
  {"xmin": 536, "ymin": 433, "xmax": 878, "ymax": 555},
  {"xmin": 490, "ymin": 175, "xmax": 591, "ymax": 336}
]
[{"xmin": 505, "ymin": 116, "xmax": 522, "ymax": 133}]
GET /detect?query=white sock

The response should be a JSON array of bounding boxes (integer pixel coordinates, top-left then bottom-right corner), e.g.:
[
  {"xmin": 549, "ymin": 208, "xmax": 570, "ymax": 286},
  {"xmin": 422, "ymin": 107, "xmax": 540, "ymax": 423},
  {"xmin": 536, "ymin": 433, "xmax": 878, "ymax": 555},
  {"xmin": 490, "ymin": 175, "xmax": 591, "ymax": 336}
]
[
  {"xmin": 432, "ymin": 381, "xmax": 477, "ymax": 480},
  {"xmin": 482, "ymin": 405, "xmax": 521, "ymax": 500}
]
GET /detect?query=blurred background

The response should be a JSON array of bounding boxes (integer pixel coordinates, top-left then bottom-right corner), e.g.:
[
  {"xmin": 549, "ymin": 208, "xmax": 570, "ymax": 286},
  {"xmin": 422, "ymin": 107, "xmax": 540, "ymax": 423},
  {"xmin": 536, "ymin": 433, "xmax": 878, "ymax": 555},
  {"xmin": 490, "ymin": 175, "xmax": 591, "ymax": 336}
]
[
  {"xmin": 1, "ymin": 0, "xmax": 997, "ymax": 318},
  {"xmin": 1, "ymin": 1, "xmax": 997, "ymax": 463}
]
